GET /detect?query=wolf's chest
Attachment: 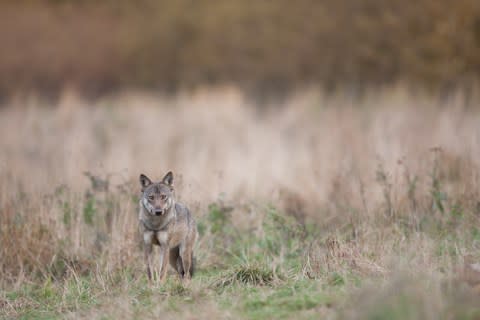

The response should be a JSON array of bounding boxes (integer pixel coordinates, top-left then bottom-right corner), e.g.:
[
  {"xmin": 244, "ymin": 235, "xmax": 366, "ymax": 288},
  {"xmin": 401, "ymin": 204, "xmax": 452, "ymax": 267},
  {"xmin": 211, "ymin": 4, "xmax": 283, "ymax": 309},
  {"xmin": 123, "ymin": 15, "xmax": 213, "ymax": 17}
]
[{"xmin": 151, "ymin": 226, "xmax": 184, "ymax": 248}]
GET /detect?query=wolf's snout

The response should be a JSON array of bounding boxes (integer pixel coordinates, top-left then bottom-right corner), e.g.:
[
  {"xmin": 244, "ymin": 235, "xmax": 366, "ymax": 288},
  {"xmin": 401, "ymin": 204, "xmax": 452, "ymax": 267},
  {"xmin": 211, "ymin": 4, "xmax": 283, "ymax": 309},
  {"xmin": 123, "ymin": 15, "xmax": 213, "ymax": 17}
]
[{"xmin": 155, "ymin": 209, "xmax": 163, "ymax": 216}]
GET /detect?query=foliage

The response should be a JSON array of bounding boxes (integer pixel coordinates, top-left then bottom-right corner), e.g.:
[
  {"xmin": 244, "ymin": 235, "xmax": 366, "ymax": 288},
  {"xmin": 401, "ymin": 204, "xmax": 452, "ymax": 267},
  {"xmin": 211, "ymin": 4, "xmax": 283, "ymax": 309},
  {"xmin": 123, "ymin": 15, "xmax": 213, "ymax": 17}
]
[{"xmin": 1, "ymin": 0, "xmax": 480, "ymax": 97}]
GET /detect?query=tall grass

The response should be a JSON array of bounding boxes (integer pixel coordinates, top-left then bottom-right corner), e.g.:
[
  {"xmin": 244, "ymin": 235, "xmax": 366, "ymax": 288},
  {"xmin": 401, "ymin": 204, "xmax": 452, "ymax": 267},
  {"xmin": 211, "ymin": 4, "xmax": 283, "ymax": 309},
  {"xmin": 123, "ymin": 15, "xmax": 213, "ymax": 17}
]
[{"xmin": 1, "ymin": 87, "xmax": 480, "ymax": 318}]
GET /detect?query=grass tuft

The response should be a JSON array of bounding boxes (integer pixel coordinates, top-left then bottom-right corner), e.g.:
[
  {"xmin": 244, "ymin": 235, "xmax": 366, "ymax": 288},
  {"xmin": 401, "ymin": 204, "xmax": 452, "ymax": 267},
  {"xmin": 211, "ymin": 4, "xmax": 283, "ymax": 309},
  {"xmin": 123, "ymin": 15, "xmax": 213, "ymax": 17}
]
[{"xmin": 212, "ymin": 263, "xmax": 278, "ymax": 289}]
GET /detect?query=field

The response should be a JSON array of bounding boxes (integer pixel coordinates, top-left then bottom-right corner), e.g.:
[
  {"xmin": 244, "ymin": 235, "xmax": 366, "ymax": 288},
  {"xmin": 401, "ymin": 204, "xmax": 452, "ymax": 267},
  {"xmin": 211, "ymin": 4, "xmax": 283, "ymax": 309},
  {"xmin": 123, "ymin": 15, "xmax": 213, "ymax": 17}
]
[{"xmin": 1, "ymin": 87, "xmax": 480, "ymax": 319}]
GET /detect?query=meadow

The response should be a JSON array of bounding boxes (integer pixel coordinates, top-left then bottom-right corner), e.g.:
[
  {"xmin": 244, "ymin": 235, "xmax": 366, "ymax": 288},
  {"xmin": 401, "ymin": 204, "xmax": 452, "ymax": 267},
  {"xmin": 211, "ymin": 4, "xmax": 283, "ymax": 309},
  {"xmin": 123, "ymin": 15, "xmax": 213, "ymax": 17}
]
[{"xmin": 1, "ymin": 87, "xmax": 480, "ymax": 319}]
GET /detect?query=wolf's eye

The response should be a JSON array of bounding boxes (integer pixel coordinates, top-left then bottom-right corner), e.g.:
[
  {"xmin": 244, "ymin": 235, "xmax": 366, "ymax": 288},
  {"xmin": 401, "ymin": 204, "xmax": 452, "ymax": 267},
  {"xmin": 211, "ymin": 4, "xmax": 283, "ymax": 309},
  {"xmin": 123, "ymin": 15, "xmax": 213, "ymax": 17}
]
[
  {"xmin": 160, "ymin": 194, "xmax": 167, "ymax": 200},
  {"xmin": 148, "ymin": 195, "xmax": 154, "ymax": 201}
]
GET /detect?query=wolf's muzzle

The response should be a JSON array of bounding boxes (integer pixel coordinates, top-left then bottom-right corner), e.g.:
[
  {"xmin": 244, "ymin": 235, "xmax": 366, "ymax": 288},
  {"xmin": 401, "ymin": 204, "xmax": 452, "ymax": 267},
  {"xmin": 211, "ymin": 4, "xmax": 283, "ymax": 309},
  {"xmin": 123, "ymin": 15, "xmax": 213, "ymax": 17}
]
[{"xmin": 154, "ymin": 209, "xmax": 164, "ymax": 216}]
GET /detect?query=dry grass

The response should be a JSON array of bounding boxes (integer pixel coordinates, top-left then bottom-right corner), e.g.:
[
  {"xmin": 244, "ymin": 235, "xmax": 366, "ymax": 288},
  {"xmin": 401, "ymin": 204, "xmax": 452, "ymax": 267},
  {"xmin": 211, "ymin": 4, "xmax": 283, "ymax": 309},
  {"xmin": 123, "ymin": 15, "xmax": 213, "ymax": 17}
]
[{"xmin": 1, "ymin": 87, "xmax": 480, "ymax": 319}]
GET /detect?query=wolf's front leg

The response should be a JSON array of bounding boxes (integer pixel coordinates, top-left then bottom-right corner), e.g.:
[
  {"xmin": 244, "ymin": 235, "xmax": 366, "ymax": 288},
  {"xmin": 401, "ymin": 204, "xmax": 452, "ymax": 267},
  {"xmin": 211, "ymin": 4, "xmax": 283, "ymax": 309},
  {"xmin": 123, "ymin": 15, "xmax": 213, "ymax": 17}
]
[
  {"xmin": 158, "ymin": 245, "xmax": 169, "ymax": 283},
  {"xmin": 144, "ymin": 242, "xmax": 153, "ymax": 281}
]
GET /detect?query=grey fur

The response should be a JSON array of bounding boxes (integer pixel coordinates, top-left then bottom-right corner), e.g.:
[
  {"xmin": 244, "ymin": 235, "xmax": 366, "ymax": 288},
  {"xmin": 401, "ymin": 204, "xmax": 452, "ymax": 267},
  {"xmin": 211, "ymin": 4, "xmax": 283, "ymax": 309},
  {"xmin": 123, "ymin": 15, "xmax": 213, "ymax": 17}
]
[{"xmin": 138, "ymin": 172, "xmax": 197, "ymax": 282}]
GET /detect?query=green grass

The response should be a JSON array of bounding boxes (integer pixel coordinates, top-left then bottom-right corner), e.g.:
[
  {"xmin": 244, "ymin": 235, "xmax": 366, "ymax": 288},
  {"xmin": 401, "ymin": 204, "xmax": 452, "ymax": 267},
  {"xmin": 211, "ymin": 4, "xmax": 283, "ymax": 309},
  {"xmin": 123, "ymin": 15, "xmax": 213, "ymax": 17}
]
[
  {"xmin": 3, "ymin": 277, "xmax": 99, "ymax": 319},
  {"xmin": 2, "ymin": 270, "xmax": 336, "ymax": 319},
  {"xmin": 1, "ymin": 204, "xmax": 337, "ymax": 319},
  {"xmin": 2, "ymin": 197, "xmax": 480, "ymax": 319},
  {"xmin": 240, "ymin": 280, "xmax": 334, "ymax": 320}
]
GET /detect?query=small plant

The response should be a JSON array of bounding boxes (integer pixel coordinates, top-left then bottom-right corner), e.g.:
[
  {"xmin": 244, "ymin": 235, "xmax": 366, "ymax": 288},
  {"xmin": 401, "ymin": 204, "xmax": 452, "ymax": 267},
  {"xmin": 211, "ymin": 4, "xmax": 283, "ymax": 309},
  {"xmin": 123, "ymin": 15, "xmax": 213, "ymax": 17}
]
[
  {"xmin": 62, "ymin": 201, "xmax": 72, "ymax": 227},
  {"xmin": 83, "ymin": 196, "xmax": 96, "ymax": 226},
  {"xmin": 83, "ymin": 171, "xmax": 109, "ymax": 192},
  {"xmin": 429, "ymin": 147, "xmax": 447, "ymax": 214},
  {"xmin": 399, "ymin": 158, "xmax": 418, "ymax": 213},
  {"xmin": 376, "ymin": 162, "xmax": 394, "ymax": 220},
  {"xmin": 166, "ymin": 282, "xmax": 191, "ymax": 297},
  {"xmin": 263, "ymin": 207, "xmax": 306, "ymax": 248},
  {"xmin": 212, "ymin": 263, "xmax": 278, "ymax": 289},
  {"xmin": 207, "ymin": 202, "xmax": 233, "ymax": 234},
  {"xmin": 328, "ymin": 272, "xmax": 345, "ymax": 287}
]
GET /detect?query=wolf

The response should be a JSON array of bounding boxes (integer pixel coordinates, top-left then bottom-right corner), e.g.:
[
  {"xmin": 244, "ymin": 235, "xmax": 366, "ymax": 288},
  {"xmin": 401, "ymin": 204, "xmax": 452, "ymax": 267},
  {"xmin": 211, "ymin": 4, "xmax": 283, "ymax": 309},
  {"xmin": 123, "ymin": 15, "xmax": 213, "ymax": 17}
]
[{"xmin": 138, "ymin": 171, "xmax": 197, "ymax": 282}]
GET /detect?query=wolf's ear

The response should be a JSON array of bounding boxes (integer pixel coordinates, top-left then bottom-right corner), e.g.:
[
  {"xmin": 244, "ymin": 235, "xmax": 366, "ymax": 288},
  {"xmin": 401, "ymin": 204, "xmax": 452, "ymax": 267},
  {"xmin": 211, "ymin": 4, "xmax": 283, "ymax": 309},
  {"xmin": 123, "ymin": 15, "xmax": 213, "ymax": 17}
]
[
  {"xmin": 162, "ymin": 171, "xmax": 174, "ymax": 187},
  {"xmin": 139, "ymin": 174, "xmax": 152, "ymax": 190}
]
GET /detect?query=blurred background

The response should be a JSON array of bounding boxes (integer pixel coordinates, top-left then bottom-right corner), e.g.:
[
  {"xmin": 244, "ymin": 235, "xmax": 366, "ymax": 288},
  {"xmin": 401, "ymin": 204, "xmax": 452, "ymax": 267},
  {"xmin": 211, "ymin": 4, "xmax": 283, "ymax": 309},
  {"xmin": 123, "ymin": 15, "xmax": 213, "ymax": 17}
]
[
  {"xmin": 2, "ymin": 2, "xmax": 480, "ymax": 319},
  {"xmin": 1, "ymin": 0, "xmax": 480, "ymax": 100}
]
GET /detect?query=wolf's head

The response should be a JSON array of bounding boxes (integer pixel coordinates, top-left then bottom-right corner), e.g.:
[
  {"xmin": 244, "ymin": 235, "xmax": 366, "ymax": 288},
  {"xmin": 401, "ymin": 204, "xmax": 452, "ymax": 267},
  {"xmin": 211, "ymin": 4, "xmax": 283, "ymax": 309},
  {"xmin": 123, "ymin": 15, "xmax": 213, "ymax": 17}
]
[{"xmin": 139, "ymin": 171, "xmax": 175, "ymax": 216}]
